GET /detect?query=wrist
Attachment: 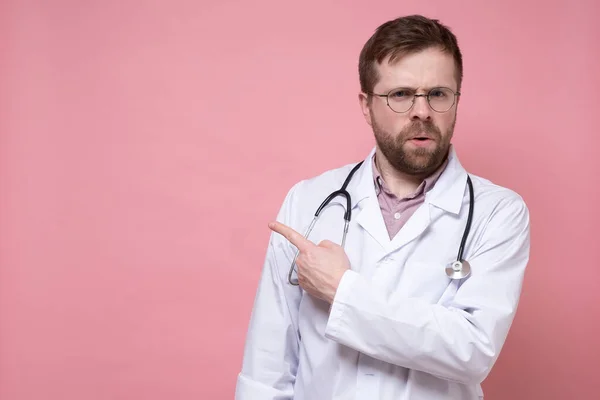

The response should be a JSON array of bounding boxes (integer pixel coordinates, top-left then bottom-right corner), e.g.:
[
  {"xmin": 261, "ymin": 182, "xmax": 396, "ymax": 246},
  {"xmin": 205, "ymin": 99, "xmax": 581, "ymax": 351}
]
[{"xmin": 326, "ymin": 269, "xmax": 348, "ymax": 304}]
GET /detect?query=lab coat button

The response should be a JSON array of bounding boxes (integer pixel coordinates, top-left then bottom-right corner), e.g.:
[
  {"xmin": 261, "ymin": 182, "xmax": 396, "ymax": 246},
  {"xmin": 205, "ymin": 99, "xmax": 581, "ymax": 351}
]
[{"xmin": 394, "ymin": 212, "xmax": 401, "ymax": 219}]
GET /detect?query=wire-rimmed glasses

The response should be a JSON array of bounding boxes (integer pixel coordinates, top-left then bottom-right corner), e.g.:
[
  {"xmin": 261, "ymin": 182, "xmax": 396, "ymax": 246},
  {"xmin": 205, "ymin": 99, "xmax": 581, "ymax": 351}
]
[{"xmin": 367, "ymin": 87, "xmax": 460, "ymax": 113}]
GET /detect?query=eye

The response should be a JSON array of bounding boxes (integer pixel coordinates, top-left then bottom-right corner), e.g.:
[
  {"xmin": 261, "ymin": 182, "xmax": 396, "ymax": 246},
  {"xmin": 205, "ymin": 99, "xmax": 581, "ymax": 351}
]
[
  {"xmin": 429, "ymin": 88, "xmax": 447, "ymax": 98},
  {"xmin": 389, "ymin": 89, "xmax": 413, "ymax": 98}
]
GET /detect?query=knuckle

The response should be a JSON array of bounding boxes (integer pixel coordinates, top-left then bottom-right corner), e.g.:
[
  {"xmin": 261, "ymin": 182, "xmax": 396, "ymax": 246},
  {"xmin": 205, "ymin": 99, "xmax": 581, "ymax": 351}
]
[
  {"xmin": 305, "ymin": 250, "xmax": 318, "ymax": 263},
  {"xmin": 297, "ymin": 254, "xmax": 308, "ymax": 267}
]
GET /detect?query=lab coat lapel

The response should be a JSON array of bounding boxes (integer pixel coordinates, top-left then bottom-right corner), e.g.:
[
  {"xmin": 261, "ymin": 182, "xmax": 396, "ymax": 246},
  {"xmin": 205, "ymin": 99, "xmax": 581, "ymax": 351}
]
[
  {"xmin": 331, "ymin": 146, "xmax": 468, "ymax": 253},
  {"xmin": 355, "ymin": 196, "xmax": 390, "ymax": 251},
  {"xmin": 426, "ymin": 147, "xmax": 469, "ymax": 215},
  {"xmin": 389, "ymin": 147, "xmax": 469, "ymax": 250},
  {"xmin": 388, "ymin": 202, "xmax": 431, "ymax": 251},
  {"xmin": 346, "ymin": 147, "xmax": 433, "ymax": 253},
  {"xmin": 364, "ymin": 145, "xmax": 469, "ymax": 253},
  {"xmin": 346, "ymin": 149, "xmax": 391, "ymax": 250}
]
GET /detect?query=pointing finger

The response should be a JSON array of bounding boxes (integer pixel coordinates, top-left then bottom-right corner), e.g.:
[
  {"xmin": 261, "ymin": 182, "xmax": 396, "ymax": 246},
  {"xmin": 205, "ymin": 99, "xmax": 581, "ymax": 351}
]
[{"xmin": 269, "ymin": 221, "xmax": 313, "ymax": 252}]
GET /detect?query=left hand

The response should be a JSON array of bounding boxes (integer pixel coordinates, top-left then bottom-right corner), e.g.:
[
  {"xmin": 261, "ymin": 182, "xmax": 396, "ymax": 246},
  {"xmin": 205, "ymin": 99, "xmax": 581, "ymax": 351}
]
[{"xmin": 269, "ymin": 221, "xmax": 350, "ymax": 303}]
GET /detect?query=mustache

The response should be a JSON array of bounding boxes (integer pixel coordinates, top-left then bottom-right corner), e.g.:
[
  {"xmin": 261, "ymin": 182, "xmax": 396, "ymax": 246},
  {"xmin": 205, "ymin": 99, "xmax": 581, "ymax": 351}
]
[{"xmin": 400, "ymin": 120, "xmax": 442, "ymax": 139}]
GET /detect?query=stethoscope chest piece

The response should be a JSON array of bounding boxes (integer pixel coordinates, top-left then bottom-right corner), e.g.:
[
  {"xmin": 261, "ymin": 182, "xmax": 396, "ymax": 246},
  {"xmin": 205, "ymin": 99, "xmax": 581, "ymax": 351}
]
[{"xmin": 445, "ymin": 260, "xmax": 471, "ymax": 280}]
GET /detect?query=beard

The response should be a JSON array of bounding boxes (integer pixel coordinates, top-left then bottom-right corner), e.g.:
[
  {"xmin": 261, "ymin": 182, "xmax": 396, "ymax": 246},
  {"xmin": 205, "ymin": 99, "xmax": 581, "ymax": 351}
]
[{"xmin": 371, "ymin": 114, "xmax": 454, "ymax": 177}]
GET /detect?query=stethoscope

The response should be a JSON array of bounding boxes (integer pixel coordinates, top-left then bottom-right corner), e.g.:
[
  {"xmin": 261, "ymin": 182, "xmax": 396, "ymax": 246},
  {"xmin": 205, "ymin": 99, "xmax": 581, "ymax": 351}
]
[{"xmin": 288, "ymin": 160, "xmax": 474, "ymax": 285}]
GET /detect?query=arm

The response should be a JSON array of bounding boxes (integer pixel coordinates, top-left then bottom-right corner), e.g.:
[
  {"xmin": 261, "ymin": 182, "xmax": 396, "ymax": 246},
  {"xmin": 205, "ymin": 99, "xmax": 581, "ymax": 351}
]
[
  {"xmin": 324, "ymin": 195, "xmax": 530, "ymax": 385},
  {"xmin": 235, "ymin": 185, "xmax": 304, "ymax": 400}
]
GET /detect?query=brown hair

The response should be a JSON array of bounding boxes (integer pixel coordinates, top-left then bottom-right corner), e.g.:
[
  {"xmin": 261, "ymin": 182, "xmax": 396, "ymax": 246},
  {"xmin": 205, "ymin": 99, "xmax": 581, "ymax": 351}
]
[{"xmin": 359, "ymin": 15, "xmax": 463, "ymax": 95}]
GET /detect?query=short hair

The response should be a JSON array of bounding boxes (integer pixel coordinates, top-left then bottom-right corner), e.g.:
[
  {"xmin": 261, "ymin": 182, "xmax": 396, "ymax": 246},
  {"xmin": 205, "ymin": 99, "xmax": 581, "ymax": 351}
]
[{"xmin": 359, "ymin": 15, "xmax": 463, "ymax": 94}]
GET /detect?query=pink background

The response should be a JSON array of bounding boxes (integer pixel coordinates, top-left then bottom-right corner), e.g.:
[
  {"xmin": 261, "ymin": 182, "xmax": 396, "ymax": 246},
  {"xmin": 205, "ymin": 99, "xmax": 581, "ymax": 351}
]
[{"xmin": 1, "ymin": 1, "xmax": 599, "ymax": 399}]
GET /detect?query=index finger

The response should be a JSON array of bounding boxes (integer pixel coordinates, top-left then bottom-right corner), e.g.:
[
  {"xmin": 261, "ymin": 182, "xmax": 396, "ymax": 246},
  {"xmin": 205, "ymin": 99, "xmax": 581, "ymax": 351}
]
[{"xmin": 268, "ymin": 221, "xmax": 314, "ymax": 252}]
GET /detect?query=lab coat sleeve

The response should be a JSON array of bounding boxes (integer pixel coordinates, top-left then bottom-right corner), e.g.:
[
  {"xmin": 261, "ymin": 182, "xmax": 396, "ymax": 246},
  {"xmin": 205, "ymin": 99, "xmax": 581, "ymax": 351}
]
[
  {"xmin": 324, "ymin": 193, "xmax": 530, "ymax": 385},
  {"xmin": 235, "ymin": 184, "xmax": 304, "ymax": 400}
]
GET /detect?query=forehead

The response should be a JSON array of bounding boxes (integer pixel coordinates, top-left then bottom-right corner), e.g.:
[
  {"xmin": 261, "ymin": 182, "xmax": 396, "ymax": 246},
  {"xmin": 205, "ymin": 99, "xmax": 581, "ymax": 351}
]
[{"xmin": 373, "ymin": 47, "xmax": 458, "ymax": 91}]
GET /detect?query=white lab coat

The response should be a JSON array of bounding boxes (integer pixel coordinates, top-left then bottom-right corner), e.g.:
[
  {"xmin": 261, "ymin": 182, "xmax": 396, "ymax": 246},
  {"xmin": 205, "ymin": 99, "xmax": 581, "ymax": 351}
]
[{"xmin": 235, "ymin": 146, "xmax": 530, "ymax": 400}]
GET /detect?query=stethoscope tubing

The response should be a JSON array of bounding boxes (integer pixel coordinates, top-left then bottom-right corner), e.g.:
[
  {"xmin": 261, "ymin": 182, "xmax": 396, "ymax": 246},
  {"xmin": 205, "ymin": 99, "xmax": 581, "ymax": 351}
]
[{"xmin": 287, "ymin": 161, "xmax": 473, "ymax": 285}]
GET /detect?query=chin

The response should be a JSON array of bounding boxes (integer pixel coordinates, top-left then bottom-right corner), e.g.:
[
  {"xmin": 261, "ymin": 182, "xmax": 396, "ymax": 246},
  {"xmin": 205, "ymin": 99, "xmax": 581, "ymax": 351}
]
[{"xmin": 396, "ymin": 152, "xmax": 443, "ymax": 175}]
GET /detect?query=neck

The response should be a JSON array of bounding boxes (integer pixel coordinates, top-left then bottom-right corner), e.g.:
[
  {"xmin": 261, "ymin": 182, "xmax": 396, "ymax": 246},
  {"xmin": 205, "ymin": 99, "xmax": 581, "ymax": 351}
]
[{"xmin": 375, "ymin": 150, "xmax": 433, "ymax": 198}]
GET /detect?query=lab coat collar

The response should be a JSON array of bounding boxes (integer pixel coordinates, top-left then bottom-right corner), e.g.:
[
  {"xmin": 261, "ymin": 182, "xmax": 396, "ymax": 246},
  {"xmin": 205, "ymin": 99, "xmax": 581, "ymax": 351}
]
[
  {"xmin": 329, "ymin": 145, "xmax": 468, "ymax": 251},
  {"xmin": 345, "ymin": 147, "xmax": 389, "ymax": 248},
  {"xmin": 425, "ymin": 145, "xmax": 469, "ymax": 215},
  {"xmin": 339, "ymin": 145, "xmax": 467, "ymax": 213}
]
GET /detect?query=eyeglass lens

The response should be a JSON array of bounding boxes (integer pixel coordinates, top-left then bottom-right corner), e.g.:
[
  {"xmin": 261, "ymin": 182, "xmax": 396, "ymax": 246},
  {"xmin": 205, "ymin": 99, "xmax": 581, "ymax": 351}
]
[{"xmin": 386, "ymin": 87, "xmax": 457, "ymax": 113}]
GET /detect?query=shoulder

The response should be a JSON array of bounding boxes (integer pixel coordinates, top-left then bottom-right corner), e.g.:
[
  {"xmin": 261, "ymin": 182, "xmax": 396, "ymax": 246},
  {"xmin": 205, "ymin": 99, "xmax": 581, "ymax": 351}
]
[
  {"xmin": 469, "ymin": 174, "xmax": 527, "ymax": 209},
  {"xmin": 276, "ymin": 160, "xmax": 362, "ymax": 224},
  {"xmin": 286, "ymin": 161, "xmax": 361, "ymax": 203},
  {"xmin": 467, "ymin": 173, "xmax": 530, "ymax": 231}
]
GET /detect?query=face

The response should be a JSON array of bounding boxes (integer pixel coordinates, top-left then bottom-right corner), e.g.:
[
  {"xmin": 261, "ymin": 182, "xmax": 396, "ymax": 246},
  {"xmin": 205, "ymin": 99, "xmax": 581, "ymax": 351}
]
[{"xmin": 359, "ymin": 47, "xmax": 459, "ymax": 177}]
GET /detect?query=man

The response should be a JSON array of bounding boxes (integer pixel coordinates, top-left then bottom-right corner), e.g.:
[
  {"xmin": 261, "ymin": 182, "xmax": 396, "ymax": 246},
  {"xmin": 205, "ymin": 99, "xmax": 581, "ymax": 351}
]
[{"xmin": 235, "ymin": 15, "xmax": 530, "ymax": 400}]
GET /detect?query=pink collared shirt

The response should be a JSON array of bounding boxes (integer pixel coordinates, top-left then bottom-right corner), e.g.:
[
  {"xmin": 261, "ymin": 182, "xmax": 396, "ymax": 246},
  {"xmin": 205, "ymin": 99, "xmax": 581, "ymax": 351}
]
[{"xmin": 372, "ymin": 154, "xmax": 449, "ymax": 239}]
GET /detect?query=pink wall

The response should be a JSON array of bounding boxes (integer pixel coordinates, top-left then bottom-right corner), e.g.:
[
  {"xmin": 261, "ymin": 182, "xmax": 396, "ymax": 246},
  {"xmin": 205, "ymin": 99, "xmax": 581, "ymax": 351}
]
[{"xmin": 1, "ymin": 1, "xmax": 599, "ymax": 399}]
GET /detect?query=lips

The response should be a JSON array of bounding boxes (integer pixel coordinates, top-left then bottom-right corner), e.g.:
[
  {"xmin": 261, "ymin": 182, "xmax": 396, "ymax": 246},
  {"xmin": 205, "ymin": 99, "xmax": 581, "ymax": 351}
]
[
  {"xmin": 406, "ymin": 135, "xmax": 436, "ymax": 148},
  {"xmin": 401, "ymin": 121, "xmax": 441, "ymax": 144}
]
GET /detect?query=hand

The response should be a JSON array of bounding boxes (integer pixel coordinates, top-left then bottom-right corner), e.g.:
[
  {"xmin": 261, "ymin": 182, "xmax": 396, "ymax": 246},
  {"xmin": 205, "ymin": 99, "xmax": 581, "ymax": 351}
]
[{"xmin": 269, "ymin": 221, "xmax": 350, "ymax": 303}]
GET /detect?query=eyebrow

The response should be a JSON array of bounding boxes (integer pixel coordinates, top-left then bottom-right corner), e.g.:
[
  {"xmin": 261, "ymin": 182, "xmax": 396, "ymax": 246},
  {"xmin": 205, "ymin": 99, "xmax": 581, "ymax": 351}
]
[
  {"xmin": 388, "ymin": 85, "xmax": 449, "ymax": 90},
  {"xmin": 382, "ymin": 85, "xmax": 458, "ymax": 94}
]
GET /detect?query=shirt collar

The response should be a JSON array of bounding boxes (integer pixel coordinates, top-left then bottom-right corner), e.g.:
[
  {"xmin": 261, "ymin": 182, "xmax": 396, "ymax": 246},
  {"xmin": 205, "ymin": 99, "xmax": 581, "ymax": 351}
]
[
  {"xmin": 372, "ymin": 152, "xmax": 449, "ymax": 200},
  {"xmin": 331, "ymin": 145, "xmax": 468, "ymax": 215}
]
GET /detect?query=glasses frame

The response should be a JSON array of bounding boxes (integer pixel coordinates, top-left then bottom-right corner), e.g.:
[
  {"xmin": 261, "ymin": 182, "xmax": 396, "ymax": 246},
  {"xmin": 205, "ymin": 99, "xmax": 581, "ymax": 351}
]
[{"xmin": 367, "ymin": 86, "xmax": 461, "ymax": 113}]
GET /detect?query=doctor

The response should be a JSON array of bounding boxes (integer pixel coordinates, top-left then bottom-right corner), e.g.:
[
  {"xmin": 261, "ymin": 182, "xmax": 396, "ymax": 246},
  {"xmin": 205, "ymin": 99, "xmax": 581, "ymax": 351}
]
[{"xmin": 235, "ymin": 14, "xmax": 530, "ymax": 400}]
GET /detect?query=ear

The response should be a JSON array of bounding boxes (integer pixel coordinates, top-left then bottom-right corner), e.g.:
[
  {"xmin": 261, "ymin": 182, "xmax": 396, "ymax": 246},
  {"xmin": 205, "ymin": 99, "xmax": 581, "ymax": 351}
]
[
  {"xmin": 454, "ymin": 93, "xmax": 461, "ymax": 116},
  {"xmin": 358, "ymin": 92, "xmax": 373, "ymax": 127}
]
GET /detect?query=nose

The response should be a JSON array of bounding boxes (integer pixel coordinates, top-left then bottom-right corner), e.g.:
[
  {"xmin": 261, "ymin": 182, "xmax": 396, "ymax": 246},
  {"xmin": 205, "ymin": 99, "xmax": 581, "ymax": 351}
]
[{"xmin": 408, "ymin": 94, "xmax": 432, "ymax": 121}]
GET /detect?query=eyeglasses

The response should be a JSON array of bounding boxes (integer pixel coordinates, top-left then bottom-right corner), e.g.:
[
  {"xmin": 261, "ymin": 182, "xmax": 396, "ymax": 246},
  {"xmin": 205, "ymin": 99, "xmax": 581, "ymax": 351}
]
[{"xmin": 367, "ymin": 87, "xmax": 460, "ymax": 113}]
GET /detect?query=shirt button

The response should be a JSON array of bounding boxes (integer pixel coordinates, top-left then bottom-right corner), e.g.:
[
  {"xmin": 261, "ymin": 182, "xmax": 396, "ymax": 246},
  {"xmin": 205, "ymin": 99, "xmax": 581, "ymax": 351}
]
[{"xmin": 394, "ymin": 212, "xmax": 401, "ymax": 220}]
